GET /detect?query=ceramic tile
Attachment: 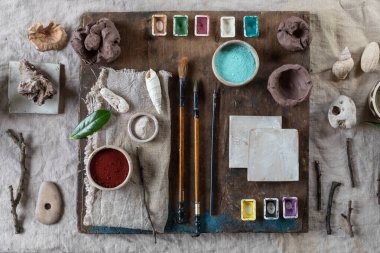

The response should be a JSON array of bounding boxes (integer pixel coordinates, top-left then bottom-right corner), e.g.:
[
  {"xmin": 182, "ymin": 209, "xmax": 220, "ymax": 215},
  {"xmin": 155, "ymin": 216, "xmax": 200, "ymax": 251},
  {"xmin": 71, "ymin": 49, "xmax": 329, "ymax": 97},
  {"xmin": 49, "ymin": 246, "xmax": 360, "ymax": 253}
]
[
  {"xmin": 248, "ymin": 129, "xmax": 299, "ymax": 181},
  {"xmin": 229, "ymin": 116, "xmax": 282, "ymax": 168}
]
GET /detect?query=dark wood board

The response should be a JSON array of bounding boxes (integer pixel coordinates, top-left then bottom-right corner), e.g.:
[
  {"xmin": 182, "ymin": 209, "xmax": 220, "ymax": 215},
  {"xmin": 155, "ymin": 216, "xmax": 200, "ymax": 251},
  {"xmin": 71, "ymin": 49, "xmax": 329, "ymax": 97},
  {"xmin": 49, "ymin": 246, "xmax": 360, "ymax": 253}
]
[{"xmin": 77, "ymin": 11, "xmax": 310, "ymax": 234}]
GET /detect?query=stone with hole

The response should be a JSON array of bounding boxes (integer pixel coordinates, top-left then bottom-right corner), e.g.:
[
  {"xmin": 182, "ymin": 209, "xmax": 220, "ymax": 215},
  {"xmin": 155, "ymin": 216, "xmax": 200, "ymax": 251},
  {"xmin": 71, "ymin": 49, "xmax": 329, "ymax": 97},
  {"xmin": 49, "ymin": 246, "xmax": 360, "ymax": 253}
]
[
  {"xmin": 328, "ymin": 95, "xmax": 357, "ymax": 129},
  {"xmin": 35, "ymin": 181, "xmax": 63, "ymax": 225}
]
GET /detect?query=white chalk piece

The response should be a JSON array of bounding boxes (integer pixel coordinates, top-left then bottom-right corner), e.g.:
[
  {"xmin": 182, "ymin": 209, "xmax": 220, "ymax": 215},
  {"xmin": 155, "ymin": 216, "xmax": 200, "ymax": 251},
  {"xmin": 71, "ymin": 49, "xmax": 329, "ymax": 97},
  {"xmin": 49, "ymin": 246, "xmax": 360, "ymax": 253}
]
[{"xmin": 35, "ymin": 181, "xmax": 63, "ymax": 225}]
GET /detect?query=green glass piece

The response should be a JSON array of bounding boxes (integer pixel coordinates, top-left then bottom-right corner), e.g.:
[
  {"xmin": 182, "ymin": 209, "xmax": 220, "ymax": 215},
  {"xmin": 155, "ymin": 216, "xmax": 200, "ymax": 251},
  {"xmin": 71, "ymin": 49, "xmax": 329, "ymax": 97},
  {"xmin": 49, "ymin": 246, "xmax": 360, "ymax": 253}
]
[
  {"xmin": 244, "ymin": 16, "xmax": 259, "ymax": 38},
  {"xmin": 173, "ymin": 15, "xmax": 188, "ymax": 36}
]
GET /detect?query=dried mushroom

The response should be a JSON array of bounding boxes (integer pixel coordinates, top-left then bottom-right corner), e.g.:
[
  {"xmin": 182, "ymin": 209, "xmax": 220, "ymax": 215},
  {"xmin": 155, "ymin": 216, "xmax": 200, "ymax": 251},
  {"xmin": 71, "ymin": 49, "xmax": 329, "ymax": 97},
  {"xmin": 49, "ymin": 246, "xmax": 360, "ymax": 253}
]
[
  {"xmin": 18, "ymin": 60, "xmax": 56, "ymax": 106},
  {"xmin": 71, "ymin": 18, "xmax": 121, "ymax": 65},
  {"xmin": 28, "ymin": 22, "xmax": 68, "ymax": 51}
]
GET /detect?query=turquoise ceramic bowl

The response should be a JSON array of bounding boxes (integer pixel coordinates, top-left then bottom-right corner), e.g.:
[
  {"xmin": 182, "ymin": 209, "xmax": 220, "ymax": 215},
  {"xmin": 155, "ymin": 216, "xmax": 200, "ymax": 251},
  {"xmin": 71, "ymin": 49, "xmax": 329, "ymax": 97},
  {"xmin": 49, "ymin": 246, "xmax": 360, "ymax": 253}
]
[{"xmin": 212, "ymin": 40, "xmax": 260, "ymax": 87}]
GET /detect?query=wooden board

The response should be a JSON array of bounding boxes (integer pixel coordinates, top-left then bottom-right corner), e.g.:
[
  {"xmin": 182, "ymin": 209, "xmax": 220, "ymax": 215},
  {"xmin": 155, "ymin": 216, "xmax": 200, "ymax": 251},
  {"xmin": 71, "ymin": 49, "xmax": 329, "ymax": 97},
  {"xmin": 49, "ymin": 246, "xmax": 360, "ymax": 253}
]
[{"xmin": 77, "ymin": 11, "xmax": 310, "ymax": 234}]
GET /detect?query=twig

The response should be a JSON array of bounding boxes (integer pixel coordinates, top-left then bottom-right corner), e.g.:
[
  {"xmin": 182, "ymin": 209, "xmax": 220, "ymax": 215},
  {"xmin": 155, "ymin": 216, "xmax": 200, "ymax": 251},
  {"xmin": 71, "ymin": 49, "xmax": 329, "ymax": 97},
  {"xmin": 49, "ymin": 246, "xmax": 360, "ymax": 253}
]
[
  {"xmin": 136, "ymin": 147, "xmax": 157, "ymax": 244},
  {"xmin": 346, "ymin": 138, "xmax": 355, "ymax": 188},
  {"xmin": 326, "ymin": 181, "xmax": 342, "ymax": 235},
  {"xmin": 377, "ymin": 168, "xmax": 380, "ymax": 205},
  {"xmin": 341, "ymin": 200, "xmax": 354, "ymax": 237},
  {"xmin": 314, "ymin": 161, "xmax": 321, "ymax": 211},
  {"xmin": 6, "ymin": 129, "xmax": 27, "ymax": 234}
]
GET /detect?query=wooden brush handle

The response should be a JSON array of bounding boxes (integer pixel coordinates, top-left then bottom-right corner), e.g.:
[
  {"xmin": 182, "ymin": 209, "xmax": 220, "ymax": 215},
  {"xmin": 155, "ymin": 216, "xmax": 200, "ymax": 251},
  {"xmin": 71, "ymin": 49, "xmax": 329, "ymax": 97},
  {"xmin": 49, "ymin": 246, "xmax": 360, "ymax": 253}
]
[
  {"xmin": 179, "ymin": 106, "xmax": 185, "ymax": 202},
  {"xmin": 194, "ymin": 118, "xmax": 200, "ymax": 203}
]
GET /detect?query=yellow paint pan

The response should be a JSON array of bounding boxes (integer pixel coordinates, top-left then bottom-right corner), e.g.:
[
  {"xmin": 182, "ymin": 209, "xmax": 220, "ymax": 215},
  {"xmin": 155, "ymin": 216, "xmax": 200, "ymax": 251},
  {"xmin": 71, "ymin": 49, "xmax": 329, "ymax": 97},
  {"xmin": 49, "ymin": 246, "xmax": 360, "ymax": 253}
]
[{"xmin": 241, "ymin": 199, "xmax": 256, "ymax": 221}]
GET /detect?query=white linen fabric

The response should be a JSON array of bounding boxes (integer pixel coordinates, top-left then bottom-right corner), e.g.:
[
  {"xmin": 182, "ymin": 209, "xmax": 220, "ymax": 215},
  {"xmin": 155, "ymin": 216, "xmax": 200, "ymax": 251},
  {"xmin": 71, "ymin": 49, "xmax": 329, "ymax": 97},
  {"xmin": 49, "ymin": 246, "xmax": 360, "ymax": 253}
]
[
  {"xmin": 82, "ymin": 68, "xmax": 171, "ymax": 233},
  {"xmin": 0, "ymin": 0, "xmax": 380, "ymax": 252}
]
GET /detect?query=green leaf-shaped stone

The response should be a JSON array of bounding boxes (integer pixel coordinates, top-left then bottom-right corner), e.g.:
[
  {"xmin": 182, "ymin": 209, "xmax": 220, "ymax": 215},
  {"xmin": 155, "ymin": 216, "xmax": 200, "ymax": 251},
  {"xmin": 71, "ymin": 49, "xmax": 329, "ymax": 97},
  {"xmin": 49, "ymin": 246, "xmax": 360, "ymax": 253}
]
[{"xmin": 70, "ymin": 109, "xmax": 112, "ymax": 139}]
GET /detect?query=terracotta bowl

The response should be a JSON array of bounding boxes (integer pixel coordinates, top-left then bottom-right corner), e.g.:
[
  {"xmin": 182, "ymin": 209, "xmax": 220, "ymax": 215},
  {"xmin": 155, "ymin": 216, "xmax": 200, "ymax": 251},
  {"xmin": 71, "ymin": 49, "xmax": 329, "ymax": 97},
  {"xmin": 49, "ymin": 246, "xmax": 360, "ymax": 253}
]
[
  {"xmin": 212, "ymin": 40, "xmax": 260, "ymax": 87},
  {"xmin": 267, "ymin": 64, "xmax": 312, "ymax": 107},
  {"xmin": 86, "ymin": 145, "xmax": 133, "ymax": 191}
]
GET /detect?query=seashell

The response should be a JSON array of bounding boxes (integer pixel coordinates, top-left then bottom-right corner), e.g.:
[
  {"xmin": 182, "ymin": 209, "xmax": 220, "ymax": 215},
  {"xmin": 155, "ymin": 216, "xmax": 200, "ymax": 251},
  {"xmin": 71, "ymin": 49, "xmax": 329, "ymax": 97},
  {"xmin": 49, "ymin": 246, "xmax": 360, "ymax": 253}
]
[
  {"xmin": 328, "ymin": 95, "xmax": 356, "ymax": 129},
  {"xmin": 145, "ymin": 69, "xmax": 162, "ymax": 114},
  {"xmin": 332, "ymin": 47, "xmax": 354, "ymax": 79},
  {"xmin": 100, "ymin": 87, "xmax": 129, "ymax": 113},
  {"xmin": 28, "ymin": 22, "xmax": 68, "ymax": 52},
  {"xmin": 361, "ymin": 42, "xmax": 379, "ymax": 73}
]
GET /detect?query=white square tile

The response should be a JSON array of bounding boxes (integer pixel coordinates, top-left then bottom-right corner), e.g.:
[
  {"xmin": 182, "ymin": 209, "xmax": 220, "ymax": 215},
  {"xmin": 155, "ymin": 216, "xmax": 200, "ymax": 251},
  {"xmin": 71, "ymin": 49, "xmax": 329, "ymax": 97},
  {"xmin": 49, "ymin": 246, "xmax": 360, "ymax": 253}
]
[
  {"xmin": 248, "ymin": 129, "xmax": 299, "ymax": 181},
  {"xmin": 229, "ymin": 116, "xmax": 282, "ymax": 168}
]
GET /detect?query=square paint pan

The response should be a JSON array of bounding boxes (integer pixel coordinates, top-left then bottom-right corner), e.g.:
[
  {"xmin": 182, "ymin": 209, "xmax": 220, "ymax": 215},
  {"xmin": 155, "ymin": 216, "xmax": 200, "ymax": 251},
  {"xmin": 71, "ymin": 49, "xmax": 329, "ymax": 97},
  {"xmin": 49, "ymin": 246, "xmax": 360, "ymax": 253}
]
[
  {"xmin": 244, "ymin": 16, "xmax": 259, "ymax": 37},
  {"xmin": 220, "ymin": 16, "xmax": 235, "ymax": 38},
  {"xmin": 152, "ymin": 14, "xmax": 167, "ymax": 36},
  {"xmin": 173, "ymin": 15, "xmax": 188, "ymax": 36},
  {"xmin": 241, "ymin": 199, "xmax": 256, "ymax": 221},
  {"xmin": 195, "ymin": 15, "xmax": 209, "ymax": 36},
  {"xmin": 264, "ymin": 198, "xmax": 279, "ymax": 220},
  {"xmin": 283, "ymin": 197, "xmax": 298, "ymax": 219}
]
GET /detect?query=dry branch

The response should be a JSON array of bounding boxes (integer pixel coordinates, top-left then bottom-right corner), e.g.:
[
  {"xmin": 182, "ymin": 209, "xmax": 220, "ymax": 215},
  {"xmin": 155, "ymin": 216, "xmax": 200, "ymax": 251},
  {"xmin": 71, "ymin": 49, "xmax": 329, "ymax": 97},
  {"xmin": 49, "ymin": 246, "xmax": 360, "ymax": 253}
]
[
  {"xmin": 314, "ymin": 161, "xmax": 321, "ymax": 211},
  {"xmin": 346, "ymin": 138, "xmax": 355, "ymax": 188},
  {"xmin": 6, "ymin": 129, "xmax": 27, "ymax": 234},
  {"xmin": 136, "ymin": 147, "xmax": 157, "ymax": 243},
  {"xmin": 341, "ymin": 200, "xmax": 354, "ymax": 237},
  {"xmin": 326, "ymin": 181, "xmax": 342, "ymax": 235},
  {"xmin": 377, "ymin": 168, "xmax": 380, "ymax": 205}
]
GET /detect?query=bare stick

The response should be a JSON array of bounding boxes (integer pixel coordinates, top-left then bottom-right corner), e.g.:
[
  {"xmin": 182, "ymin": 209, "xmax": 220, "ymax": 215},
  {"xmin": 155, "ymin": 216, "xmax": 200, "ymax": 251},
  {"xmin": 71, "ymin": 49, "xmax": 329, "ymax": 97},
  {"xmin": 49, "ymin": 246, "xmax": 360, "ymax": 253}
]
[
  {"xmin": 341, "ymin": 200, "xmax": 354, "ymax": 237},
  {"xmin": 326, "ymin": 181, "xmax": 342, "ymax": 235},
  {"xmin": 136, "ymin": 147, "xmax": 157, "ymax": 244},
  {"xmin": 377, "ymin": 168, "xmax": 380, "ymax": 205},
  {"xmin": 6, "ymin": 129, "xmax": 27, "ymax": 234},
  {"xmin": 314, "ymin": 161, "xmax": 321, "ymax": 211},
  {"xmin": 346, "ymin": 138, "xmax": 355, "ymax": 188}
]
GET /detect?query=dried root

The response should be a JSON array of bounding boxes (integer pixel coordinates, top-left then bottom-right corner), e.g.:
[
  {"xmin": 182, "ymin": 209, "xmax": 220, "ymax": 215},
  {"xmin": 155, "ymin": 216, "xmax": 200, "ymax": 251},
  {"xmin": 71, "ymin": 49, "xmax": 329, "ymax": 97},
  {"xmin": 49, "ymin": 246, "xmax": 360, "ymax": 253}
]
[
  {"xmin": 6, "ymin": 129, "xmax": 28, "ymax": 234},
  {"xmin": 18, "ymin": 60, "xmax": 56, "ymax": 106}
]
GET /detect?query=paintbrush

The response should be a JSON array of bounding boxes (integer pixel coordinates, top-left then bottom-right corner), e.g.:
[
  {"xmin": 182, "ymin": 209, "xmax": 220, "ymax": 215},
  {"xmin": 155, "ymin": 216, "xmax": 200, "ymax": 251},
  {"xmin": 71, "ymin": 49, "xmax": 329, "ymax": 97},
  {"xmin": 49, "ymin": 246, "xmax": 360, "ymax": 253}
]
[
  {"xmin": 210, "ymin": 88, "xmax": 219, "ymax": 216},
  {"xmin": 177, "ymin": 57, "xmax": 188, "ymax": 224},
  {"xmin": 192, "ymin": 80, "xmax": 201, "ymax": 237}
]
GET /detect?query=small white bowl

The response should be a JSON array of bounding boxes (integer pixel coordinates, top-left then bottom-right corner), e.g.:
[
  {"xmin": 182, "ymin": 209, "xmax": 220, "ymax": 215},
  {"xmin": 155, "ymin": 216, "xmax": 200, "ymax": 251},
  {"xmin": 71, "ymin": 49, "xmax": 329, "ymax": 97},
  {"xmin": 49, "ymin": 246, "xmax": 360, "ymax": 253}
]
[
  {"xmin": 86, "ymin": 145, "xmax": 133, "ymax": 191},
  {"xmin": 212, "ymin": 40, "xmax": 260, "ymax": 87},
  {"xmin": 368, "ymin": 80, "xmax": 380, "ymax": 119},
  {"xmin": 127, "ymin": 112, "xmax": 159, "ymax": 143}
]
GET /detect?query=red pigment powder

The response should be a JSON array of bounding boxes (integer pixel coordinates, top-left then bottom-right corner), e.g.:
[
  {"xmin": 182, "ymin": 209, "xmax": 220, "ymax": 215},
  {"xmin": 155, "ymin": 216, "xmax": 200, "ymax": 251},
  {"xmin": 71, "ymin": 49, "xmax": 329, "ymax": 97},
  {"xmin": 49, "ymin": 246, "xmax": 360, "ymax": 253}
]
[
  {"xmin": 90, "ymin": 148, "xmax": 129, "ymax": 188},
  {"xmin": 196, "ymin": 16, "xmax": 208, "ymax": 35}
]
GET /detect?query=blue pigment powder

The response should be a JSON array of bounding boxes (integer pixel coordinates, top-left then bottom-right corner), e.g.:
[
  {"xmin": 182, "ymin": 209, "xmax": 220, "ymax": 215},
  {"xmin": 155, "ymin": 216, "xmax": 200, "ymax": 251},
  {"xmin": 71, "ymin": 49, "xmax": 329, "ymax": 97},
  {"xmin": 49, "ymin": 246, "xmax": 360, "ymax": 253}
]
[{"xmin": 215, "ymin": 43, "xmax": 256, "ymax": 84}]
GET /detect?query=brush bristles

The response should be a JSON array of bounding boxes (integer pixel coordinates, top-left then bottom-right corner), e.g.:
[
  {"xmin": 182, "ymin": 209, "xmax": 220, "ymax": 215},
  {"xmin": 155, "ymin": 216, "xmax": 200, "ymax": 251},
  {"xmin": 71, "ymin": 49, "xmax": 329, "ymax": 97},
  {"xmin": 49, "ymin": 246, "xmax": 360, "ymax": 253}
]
[
  {"xmin": 193, "ymin": 80, "xmax": 199, "ymax": 92},
  {"xmin": 178, "ymin": 57, "xmax": 188, "ymax": 79}
]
